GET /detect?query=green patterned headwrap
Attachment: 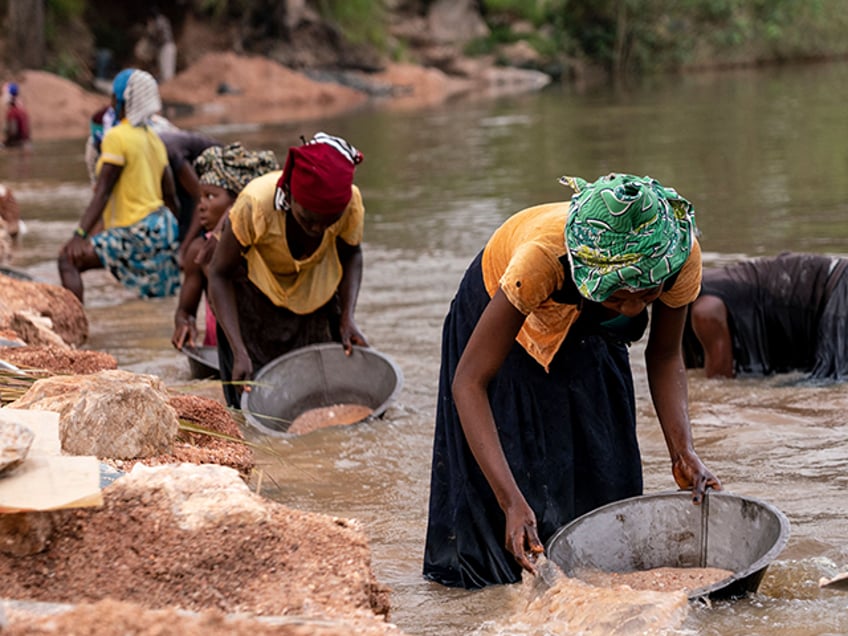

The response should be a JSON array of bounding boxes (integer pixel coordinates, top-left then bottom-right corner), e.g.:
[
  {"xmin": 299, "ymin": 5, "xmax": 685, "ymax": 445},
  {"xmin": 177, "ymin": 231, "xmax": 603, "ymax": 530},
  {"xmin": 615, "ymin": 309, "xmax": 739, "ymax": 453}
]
[
  {"xmin": 194, "ymin": 143, "xmax": 279, "ymax": 195},
  {"xmin": 561, "ymin": 173, "xmax": 696, "ymax": 302}
]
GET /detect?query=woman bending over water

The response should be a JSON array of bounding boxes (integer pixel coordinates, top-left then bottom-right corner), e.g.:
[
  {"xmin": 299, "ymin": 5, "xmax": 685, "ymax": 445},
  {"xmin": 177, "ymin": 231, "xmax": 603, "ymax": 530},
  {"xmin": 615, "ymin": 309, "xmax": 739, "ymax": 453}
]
[{"xmin": 424, "ymin": 173, "xmax": 721, "ymax": 589}]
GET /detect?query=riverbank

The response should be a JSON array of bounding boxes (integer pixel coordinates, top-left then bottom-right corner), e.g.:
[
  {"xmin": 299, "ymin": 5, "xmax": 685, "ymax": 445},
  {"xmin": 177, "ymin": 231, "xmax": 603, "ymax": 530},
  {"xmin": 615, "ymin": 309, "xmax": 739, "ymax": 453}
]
[
  {"xmin": 0, "ymin": 243, "xmax": 406, "ymax": 630},
  {"xmin": 8, "ymin": 51, "xmax": 551, "ymax": 143},
  {"xmin": 0, "ymin": 341, "xmax": 406, "ymax": 635}
]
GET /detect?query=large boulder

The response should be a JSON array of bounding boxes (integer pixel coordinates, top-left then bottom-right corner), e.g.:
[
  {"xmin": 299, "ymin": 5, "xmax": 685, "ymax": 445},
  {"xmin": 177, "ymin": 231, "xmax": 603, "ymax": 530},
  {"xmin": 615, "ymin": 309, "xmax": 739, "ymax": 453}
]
[
  {"xmin": 9, "ymin": 370, "xmax": 179, "ymax": 459},
  {"xmin": 116, "ymin": 463, "xmax": 270, "ymax": 532}
]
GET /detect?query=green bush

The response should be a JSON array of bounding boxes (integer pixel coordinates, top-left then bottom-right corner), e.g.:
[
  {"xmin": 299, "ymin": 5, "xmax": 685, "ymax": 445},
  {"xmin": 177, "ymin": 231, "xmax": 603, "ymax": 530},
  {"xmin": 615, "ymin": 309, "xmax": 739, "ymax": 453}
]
[
  {"xmin": 482, "ymin": 0, "xmax": 550, "ymax": 25},
  {"xmin": 47, "ymin": 0, "xmax": 85, "ymax": 20},
  {"xmin": 318, "ymin": 0, "xmax": 386, "ymax": 48},
  {"xmin": 45, "ymin": 50, "xmax": 85, "ymax": 81}
]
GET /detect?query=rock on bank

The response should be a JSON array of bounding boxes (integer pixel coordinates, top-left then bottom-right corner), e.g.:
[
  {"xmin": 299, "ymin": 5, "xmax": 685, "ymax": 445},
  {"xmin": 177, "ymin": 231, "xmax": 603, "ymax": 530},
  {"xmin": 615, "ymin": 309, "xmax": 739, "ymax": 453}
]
[{"xmin": 11, "ymin": 51, "xmax": 549, "ymax": 142}]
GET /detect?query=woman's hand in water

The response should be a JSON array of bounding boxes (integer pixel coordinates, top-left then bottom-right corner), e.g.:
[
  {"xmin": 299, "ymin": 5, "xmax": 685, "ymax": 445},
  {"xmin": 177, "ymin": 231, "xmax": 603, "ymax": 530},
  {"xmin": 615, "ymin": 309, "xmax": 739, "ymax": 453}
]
[{"xmin": 504, "ymin": 498, "xmax": 545, "ymax": 575}]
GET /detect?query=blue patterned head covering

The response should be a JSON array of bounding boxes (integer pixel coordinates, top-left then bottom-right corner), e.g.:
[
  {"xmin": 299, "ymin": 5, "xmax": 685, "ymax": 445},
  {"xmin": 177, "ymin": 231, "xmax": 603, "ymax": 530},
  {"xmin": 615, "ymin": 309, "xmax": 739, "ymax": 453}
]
[{"xmin": 112, "ymin": 68, "xmax": 135, "ymax": 115}]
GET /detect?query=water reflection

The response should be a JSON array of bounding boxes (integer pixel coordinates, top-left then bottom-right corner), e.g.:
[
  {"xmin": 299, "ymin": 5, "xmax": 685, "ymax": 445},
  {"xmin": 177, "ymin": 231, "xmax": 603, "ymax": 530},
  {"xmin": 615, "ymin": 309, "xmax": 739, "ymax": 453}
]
[{"xmin": 3, "ymin": 61, "xmax": 848, "ymax": 634}]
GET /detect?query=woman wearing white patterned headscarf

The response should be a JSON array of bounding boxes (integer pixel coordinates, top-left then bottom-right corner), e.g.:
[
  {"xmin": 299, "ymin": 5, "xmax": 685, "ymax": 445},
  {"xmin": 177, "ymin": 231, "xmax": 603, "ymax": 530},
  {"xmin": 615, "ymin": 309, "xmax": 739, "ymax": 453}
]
[
  {"xmin": 59, "ymin": 68, "xmax": 181, "ymax": 302},
  {"xmin": 122, "ymin": 68, "xmax": 162, "ymax": 126}
]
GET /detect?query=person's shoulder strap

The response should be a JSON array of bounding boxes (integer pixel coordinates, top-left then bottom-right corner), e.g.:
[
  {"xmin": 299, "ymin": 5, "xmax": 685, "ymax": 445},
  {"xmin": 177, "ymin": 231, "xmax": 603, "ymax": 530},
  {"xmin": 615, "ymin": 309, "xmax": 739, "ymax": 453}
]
[{"xmin": 550, "ymin": 255, "xmax": 583, "ymax": 305}]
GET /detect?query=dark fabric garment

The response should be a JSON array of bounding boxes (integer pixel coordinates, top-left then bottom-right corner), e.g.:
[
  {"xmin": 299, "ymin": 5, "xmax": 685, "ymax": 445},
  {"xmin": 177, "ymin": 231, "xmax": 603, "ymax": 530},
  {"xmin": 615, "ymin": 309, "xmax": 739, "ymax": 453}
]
[
  {"xmin": 810, "ymin": 260, "xmax": 848, "ymax": 379},
  {"xmin": 683, "ymin": 252, "xmax": 848, "ymax": 379},
  {"xmin": 157, "ymin": 130, "xmax": 221, "ymax": 241},
  {"xmin": 217, "ymin": 260, "xmax": 341, "ymax": 408},
  {"xmin": 551, "ymin": 254, "xmax": 680, "ymax": 306},
  {"xmin": 4, "ymin": 104, "xmax": 30, "ymax": 146},
  {"xmin": 681, "ymin": 309, "xmax": 705, "ymax": 370},
  {"xmin": 159, "ymin": 130, "xmax": 221, "ymax": 173},
  {"xmin": 175, "ymin": 186, "xmax": 196, "ymax": 241},
  {"xmin": 423, "ymin": 251, "xmax": 644, "ymax": 589}
]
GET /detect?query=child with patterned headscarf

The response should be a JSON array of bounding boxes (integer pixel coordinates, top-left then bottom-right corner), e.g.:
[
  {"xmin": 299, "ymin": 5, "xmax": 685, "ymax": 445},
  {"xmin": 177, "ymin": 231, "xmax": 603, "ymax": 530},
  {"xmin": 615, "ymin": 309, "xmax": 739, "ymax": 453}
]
[
  {"xmin": 207, "ymin": 132, "xmax": 368, "ymax": 409},
  {"xmin": 424, "ymin": 172, "xmax": 721, "ymax": 590},
  {"xmin": 172, "ymin": 143, "xmax": 278, "ymax": 351}
]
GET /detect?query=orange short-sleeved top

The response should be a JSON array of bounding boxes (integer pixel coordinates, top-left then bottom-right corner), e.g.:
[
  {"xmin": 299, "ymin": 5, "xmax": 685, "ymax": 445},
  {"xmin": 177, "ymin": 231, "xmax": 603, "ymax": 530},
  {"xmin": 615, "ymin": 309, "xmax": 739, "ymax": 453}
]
[
  {"xmin": 228, "ymin": 170, "xmax": 364, "ymax": 315},
  {"xmin": 481, "ymin": 203, "xmax": 702, "ymax": 370}
]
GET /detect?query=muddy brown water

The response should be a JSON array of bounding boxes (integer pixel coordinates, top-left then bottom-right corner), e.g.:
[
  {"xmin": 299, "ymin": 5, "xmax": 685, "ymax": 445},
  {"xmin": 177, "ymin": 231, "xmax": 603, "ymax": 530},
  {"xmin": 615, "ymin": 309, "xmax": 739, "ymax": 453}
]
[
  {"xmin": 573, "ymin": 566, "xmax": 735, "ymax": 595},
  {"xmin": 3, "ymin": 61, "xmax": 848, "ymax": 634}
]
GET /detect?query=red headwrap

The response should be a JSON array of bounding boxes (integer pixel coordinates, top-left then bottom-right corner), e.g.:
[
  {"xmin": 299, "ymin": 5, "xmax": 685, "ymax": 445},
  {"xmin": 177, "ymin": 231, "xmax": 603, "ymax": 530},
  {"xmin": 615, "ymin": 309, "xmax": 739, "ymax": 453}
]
[{"xmin": 275, "ymin": 132, "xmax": 364, "ymax": 216}]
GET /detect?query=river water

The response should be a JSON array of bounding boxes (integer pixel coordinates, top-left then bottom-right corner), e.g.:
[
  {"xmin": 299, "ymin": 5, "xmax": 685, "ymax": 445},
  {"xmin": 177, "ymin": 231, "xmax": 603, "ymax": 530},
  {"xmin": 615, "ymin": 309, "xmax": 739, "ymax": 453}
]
[{"xmin": 3, "ymin": 61, "xmax": 848, "ymax": 635}]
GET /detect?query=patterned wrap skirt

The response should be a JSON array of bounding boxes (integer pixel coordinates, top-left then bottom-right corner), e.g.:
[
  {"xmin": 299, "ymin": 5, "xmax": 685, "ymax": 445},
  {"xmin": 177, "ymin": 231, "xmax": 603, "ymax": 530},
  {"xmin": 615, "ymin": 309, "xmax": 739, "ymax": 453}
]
[
  {"xmin": 423, "ymin": 251, "xmax": 644, "ymax": 589},
  {"xmin": 92, "ymin": 206, "xmax": 180, "ymax": 298}
]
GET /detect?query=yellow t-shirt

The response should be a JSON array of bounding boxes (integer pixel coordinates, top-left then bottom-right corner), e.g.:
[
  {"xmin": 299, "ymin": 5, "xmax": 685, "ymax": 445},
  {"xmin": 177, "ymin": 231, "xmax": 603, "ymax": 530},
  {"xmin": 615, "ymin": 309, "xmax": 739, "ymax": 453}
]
[
  {"xmin": 482, "ymin": 202, "xmax": 702, "ymax": 371},
  {"xmin": 97, "ymin": 119, "xmax": 168, "ymax": 229},
  {"xmin": 228, "ymin": 170, "xmax": 365, "ymax": 314}
]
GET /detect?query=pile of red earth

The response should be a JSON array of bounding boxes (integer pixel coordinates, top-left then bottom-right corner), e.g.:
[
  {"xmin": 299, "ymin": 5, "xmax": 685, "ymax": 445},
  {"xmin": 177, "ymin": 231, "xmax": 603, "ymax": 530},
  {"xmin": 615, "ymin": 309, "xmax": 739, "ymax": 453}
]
[
  {"xmin": 0, "ymin": 343, "xmax": 403, "ymax": 634},
  {"xmin": 0, "ymin": 345, "xmax": 116, "ymax": 375},
  {"xmin": 0, "ymin": 464, "xmax": 399, "ymax": 635}
]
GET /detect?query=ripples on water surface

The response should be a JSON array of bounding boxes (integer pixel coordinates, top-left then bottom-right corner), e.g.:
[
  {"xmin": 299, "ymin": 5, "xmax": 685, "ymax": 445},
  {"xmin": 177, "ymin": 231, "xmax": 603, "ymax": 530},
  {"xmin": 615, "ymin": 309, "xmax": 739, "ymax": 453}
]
[{"xmin": 3, "ymin": 61, "xmax": 848, "ymax": 634}]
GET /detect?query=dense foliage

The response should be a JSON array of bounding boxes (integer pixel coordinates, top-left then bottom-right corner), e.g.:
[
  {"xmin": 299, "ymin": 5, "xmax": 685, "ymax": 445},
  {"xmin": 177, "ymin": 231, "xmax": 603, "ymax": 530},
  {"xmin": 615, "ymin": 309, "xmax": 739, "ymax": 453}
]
[
  {"xmin": 475, "ymin": 0, "xmax": 848, "ymax": 74},
  {"xmin": 4, "ymin": 0, "xmax": 848, "ymax": 80}
]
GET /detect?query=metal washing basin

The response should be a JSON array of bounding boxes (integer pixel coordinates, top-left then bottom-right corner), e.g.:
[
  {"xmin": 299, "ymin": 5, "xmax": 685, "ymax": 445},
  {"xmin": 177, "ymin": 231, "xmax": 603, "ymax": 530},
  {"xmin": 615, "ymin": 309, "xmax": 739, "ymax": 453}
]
[
  {"xmin": 546, "ymin": 490, "xmax": 790, "ymax": 599},
  {"xmin": 240, "ymin": 343, "xmax": 403, "ymax": 436}
]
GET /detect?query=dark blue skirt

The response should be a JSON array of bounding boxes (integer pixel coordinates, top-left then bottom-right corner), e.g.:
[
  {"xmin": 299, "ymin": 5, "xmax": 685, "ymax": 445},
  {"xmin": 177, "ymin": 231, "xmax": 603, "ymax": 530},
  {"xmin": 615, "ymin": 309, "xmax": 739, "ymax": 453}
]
[
  {"xmin": 216, "ymin": 261, "xmax": 341, "ymax": 408},
  {"xmin": 423, "ymin": 251, "xmax": 643, "ymax": 588}
]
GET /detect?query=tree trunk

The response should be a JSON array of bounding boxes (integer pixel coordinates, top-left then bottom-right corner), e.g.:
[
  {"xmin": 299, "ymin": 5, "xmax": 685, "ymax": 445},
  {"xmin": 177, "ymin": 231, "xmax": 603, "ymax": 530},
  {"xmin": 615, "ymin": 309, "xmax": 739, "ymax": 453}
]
[
  {"xmin": 7, "ymin": 0, "xmax": 46, "ymax": 70},
  {"xmin": 612, "ymin": 0, "xmax": 628, "ymax": 78}
]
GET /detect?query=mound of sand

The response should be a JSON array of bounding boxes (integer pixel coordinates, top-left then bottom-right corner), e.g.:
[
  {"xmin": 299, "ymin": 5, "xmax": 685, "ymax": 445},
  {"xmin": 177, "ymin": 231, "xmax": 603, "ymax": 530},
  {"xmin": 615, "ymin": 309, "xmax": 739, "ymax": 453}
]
[
  {"xmin": 11, "ymin": 70, "xmax": 106, "ymax": 142},
  {"xmin": 158, "ymin": 51, "xmax": 368, "ymax": 128},
  {"xmin": 6, "ymin": 53, "xmax": 450, "ymax": 141},
  {"xmin": 0, "ymin": 464, "xmax": 400, "ymax": 635}
]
